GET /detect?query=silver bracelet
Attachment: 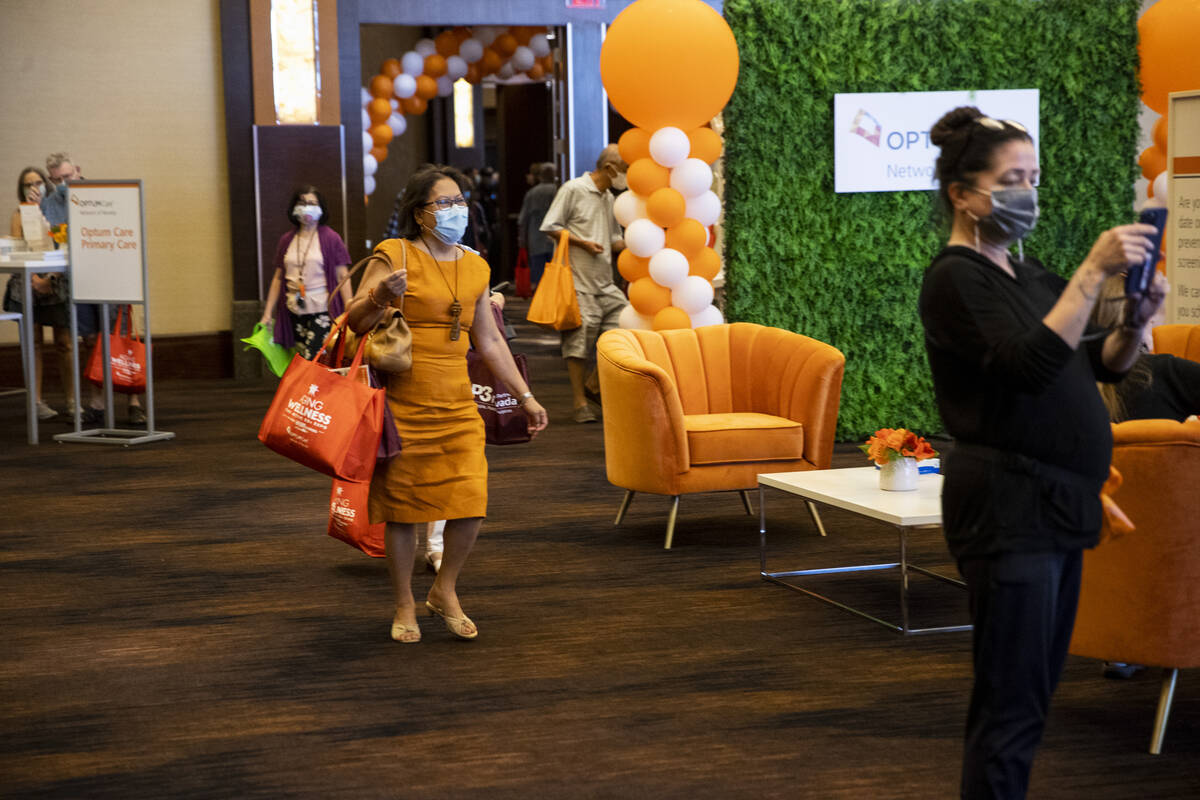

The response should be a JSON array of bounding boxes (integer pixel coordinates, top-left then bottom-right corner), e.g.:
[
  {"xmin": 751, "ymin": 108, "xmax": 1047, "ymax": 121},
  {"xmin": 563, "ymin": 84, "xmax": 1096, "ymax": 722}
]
[{"xmin": 518, "ymin": 391, "xmax": 534, "ymax": 403}]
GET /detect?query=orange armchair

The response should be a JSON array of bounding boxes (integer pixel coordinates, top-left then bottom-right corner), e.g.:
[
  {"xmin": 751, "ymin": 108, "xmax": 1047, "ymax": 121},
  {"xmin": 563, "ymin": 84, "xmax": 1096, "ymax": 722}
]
[
  {"xmin": 1152, "ymin": 324, "xmax": 1200, "ymax": 362},
  {"xmin": 1069, "ymin": 418, "xmax": 1200, "ymax": 753},
  {"xmin": 596, "ymin": 323, "xmax": 845, "ymax": 548}
]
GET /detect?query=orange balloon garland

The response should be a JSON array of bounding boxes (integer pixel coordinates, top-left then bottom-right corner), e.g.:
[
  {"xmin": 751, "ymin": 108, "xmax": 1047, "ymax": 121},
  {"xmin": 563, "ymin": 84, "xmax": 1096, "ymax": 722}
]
[
  {"xmin": 627, "ymin": 157, "xmax": 671, "ymax": 196},
  {"xmin": 629, "ymin": 277, "xmax": 673, "ymax": 317},
  {"xmin": 652, "ymin": 306, "xmax": 692, "ymax": 331},
  {"xmin": 619, "ymin": 128, "xmax": 652, "ymax": 165},
  {"xmin": 617, "ymin": 250, "xmax": 651, "ymax": 282}
]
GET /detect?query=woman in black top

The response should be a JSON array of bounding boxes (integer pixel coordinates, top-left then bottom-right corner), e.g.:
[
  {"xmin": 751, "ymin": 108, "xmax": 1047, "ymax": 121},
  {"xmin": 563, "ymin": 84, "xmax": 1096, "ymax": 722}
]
[
  {"xmin": 919, "ymin": 106, "xmax": 1164, "ymax": 800},
  {"xmin": 1092, "ymin": 275, "xmax": 1200, "ymax": 422}
]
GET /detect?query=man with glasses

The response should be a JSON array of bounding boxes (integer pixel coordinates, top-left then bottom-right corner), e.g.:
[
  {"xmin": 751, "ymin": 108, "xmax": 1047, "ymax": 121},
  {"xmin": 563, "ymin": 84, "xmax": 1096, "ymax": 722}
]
[{"xmin": 539, "ymin": 145, "xmax": 628, "ymax": 423}]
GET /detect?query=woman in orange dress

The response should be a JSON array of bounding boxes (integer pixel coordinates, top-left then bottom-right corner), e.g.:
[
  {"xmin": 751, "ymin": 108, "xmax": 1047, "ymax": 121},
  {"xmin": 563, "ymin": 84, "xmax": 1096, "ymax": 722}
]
[{"xmin": 346, "ymin": 165, "xmax": 548, "ymax": 643}]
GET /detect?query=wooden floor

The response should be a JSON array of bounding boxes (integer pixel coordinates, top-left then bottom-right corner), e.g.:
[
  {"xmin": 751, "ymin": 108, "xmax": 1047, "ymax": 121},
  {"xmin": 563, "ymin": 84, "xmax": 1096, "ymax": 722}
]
[{"xmin": 1, "ymin": 313, "xmax": 1197, "ymax": 798}]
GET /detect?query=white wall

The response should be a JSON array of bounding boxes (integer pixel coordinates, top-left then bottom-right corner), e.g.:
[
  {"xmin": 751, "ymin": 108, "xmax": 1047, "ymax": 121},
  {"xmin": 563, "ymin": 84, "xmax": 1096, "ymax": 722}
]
[{"xmin": 0, "ymin": 0, "xmax": 231, "ymax": 343}]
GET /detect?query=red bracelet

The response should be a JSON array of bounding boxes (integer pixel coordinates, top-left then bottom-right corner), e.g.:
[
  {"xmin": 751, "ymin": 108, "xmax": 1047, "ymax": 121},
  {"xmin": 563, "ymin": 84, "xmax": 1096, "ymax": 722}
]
[{"xmin": 367, "ymin": 287, "xmax": 391, "ymax": 309}]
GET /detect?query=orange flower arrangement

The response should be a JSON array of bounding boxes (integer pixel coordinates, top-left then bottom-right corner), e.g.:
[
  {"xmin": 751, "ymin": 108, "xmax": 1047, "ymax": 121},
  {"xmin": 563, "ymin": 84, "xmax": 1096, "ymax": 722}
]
[
  {"xmin": 49, "ymin": 223, "xmax": 67, "ymax": 245},
  {"xmin": 860, "ymin": 427, "xmax": 938, "ymax": 466}
]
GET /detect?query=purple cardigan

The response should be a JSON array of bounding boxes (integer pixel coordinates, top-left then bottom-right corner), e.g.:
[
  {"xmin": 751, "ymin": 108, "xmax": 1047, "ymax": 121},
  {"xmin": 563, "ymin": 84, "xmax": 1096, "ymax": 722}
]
[{"xmin": 271, "ymin": 225, "xmax": 352, "ymax": 347}]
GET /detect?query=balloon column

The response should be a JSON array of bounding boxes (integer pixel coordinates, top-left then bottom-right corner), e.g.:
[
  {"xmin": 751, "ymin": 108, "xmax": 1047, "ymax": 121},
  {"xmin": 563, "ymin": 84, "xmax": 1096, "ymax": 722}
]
[
  {"xmin": 600, "ymin": 0, "xmax": 739, "ymax": 330},
  {"xmin": 360, "ymin": 26, "xmax": 554, "ymax": 198},
  {"xmin": 1137, "ymin": 0, "xmax": 1200, "ymax": 200}
]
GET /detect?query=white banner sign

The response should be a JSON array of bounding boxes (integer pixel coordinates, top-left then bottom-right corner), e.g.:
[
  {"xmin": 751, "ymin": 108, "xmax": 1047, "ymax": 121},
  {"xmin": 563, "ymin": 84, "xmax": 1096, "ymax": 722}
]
[
  {"xmin": 67, "ymin": 180, "xmax": 145, "ymax": 303},
  {"xmin": 833, "ymin": 89, "xmax": 1040, "ymax": 193},
  {"xmin": 1166, "ymin": 90, "xmax": 1200, "ymax": 324}
]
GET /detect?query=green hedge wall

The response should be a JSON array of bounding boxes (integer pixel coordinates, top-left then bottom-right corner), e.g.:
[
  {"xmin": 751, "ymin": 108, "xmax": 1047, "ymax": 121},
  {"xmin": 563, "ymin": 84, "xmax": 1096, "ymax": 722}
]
[{"xmin": 722, "ymin": 0, "xmax": 1142, "ymax": 440}]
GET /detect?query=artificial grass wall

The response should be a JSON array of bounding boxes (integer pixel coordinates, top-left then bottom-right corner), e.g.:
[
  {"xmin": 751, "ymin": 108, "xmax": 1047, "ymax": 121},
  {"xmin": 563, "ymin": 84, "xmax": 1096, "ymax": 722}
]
[{"xmin": 722, "ymin": 0, "xmax": 1142, "ymax": 440}]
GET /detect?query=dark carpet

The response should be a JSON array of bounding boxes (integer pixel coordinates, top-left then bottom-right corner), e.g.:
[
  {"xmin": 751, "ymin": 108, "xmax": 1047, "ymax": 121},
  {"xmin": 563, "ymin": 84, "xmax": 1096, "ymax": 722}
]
[{"xmin": 1, "ymin": 310, "xmax": 1196, "ymax": 799}]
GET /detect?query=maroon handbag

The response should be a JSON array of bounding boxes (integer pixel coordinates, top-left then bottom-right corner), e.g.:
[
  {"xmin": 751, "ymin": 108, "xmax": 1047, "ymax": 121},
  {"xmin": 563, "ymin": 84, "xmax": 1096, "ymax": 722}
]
[{"xmin": 467, "ymin": 349, "xmax": 531, "ymax": 445}]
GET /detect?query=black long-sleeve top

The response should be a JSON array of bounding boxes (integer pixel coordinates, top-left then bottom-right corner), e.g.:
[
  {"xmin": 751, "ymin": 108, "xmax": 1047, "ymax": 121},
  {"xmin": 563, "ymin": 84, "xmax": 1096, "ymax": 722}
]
[
  {"xmin": 919, "ymin": 246, "xmax": 1126, "ymax": 560},
  {"xmin": 1119, "ymin": 353, "xmax": 1200, "ymax": 421}
]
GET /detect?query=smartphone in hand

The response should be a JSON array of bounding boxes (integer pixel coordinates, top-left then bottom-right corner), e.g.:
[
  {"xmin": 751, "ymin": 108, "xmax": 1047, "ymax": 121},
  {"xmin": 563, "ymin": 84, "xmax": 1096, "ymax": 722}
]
[{"xmin": 1126, "ymin": 207, "xmax": 1167, "ymax": 298}]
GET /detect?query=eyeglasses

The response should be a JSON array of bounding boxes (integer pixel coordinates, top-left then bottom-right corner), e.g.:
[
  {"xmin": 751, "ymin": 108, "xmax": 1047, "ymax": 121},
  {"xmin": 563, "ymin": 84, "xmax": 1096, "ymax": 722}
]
[
  {"xmin": 976, "ymin": 116, "xmax": 1028, "ymax": 133},
  {"xmin": 424, "ymin": 196, "xmax": 468, "ymax": 210}
]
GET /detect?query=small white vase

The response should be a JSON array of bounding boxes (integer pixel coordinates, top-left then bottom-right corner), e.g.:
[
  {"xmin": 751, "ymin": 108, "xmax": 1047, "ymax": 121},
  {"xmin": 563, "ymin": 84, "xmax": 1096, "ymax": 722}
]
[{"xmin": 879, "ymin": 456, "xmax": 918, "ymax": 491}]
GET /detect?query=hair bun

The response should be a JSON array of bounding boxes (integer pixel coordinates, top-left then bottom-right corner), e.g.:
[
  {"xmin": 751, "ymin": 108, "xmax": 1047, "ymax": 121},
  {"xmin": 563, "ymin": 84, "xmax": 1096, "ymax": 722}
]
[{"xmin": 930, "ymin": 106, "xmax": 983, "ymax": 148}]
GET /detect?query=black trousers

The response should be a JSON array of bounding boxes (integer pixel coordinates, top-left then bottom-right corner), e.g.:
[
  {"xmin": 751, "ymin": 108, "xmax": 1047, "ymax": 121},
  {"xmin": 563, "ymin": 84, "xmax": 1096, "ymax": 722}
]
[{"xmin": 958, "ymin": 549, "xmax": 1083, "ymax": 800}]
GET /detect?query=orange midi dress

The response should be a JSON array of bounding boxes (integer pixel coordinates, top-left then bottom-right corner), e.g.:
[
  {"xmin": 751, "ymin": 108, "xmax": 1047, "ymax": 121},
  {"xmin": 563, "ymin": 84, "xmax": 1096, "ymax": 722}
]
[{"xmin": 368, "ymin": 238, "xmax": 490, "ymax": 524}]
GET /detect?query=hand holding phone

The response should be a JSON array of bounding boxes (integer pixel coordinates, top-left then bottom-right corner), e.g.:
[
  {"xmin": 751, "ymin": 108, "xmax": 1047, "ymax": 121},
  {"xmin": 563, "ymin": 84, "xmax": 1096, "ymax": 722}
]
[{"xmin": 1126, "ymin": 207, "xmax": 1167, "ymax": 298}]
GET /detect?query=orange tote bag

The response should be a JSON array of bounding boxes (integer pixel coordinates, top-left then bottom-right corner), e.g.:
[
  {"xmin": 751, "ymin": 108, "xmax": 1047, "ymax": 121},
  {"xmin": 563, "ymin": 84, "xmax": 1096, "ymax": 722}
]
[
  {"xmin": 328, "ymin": 478, "xmax": 386, "ymax": 557},
  {"xmin": 526, "ymin": 230, "xmax": 581, "ymax": 331},
  {"xmin": 258, "ymin": 320, "xmax": 385, "ymax": 483}
]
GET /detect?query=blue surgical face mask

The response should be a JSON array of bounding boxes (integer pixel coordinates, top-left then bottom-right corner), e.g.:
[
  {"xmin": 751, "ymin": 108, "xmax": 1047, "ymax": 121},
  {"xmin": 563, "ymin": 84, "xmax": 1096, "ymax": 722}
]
[{"xmin": 429, "ymin": 204, "xmax": 469, "ymax": 245}]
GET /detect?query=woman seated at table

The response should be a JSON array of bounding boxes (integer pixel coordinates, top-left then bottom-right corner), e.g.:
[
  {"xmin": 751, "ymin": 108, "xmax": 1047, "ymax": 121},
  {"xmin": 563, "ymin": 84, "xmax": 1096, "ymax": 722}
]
[{"xmin": 3, "ymin": 166, "xmax": 73, "ymax": 420}]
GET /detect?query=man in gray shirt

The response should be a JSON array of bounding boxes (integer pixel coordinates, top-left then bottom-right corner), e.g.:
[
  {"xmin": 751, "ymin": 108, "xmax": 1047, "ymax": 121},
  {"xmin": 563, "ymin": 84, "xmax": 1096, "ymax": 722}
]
[
  {"xmin": 517, "ymin": 162, "xmax": 558, "ymax": 289},
  {"xmin": 540, "ymin": 145, "xmax": 628, "ymax": 422}
]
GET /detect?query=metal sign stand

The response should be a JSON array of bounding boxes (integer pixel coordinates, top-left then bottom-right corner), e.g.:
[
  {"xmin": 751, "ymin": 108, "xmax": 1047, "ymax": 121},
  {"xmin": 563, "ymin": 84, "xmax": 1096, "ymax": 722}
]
[{"xmin": 55, "ymin": 180, "xmax": 174, "ymax": 446}]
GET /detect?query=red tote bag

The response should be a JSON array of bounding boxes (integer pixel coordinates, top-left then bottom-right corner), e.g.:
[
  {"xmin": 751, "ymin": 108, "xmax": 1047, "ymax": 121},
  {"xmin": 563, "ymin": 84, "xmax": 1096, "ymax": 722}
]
[
  {"xmin": 257, "ymin": 322, "xmax": 385, "ymax": 483},
  {"xmin": 328, "ymin": 478, "xmax": 385, "ymax": 557},
  {"xmin": 85, "ymin": 305, "xmax": 146, "ymax": 393}
]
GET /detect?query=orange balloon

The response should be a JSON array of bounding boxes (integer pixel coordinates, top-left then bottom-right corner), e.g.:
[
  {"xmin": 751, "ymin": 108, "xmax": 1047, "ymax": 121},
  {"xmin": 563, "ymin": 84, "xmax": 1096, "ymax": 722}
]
[
  {"xmin": 465, "ymin": 63, "xmax": 482, "ymax": 84},
  {"xmin": 453, "ymin": 27, "xmax": 473, "ymax": 43},
  {"xmin": 415, "ymin": 74, "xmax": 438, "ymax": 100},
  {"xmin": 653, "ymin": 306, "xmax": 692, "ymax": 331},
  {"xmin": 435, "ymin": 31, "xmax": 460, "ymax": 57},
  {"xmin": 369, "ymin": 123, "xmax": 394, "ymax": 147},
  {"xmin": 367, "ymin": 97, "xmax": 391, "ymax": 124},
  {"xmin": 665, "ymin": 218, "xmax": 707, "ymax": 258},
  {"xmin": 401, "ymin": 95, "xmax": 428, "ymax": 115},
  {"xmin": 689, "ymin": 247, "xmax": 720, "ymax": 281},
  {"xmin": 539, "ymin": 54, "xmax": 554, "ymax": 72},
  {"xmin": 687, "ymin": 126, "xmax": 723, "ymax": 164},
  {"xmin": 526, "ymin": 63, "xmax": 545, "ymax": 81},
  {"xmin": 617, "ymin": 250, "xmax": 651, "ymax": 282},
  {"xmin": 369, "ymin": 73, "xmax": 394, "ymax": 99},
  {"xmin": 424, "ymin": 53, "xmax": 448, "ymax": 78},
  {"xmin": 1152, "ymin": 115, "xmax": 1168, "ymax": 152},
  {"xmin": 629, "ymin": 276, "xmax": 673, "ymax": 317},
  {"xmin": 1139, "ymin": 145, "xmax": 1166, "ymax": 181},
  {"xmin": 380, "ymin": 58, "xmax": 402, "ymax": 79},
  {"xmin": 481, "ymin": 48, "xmax": 503, "ymax": 75},
  {"xmin": 494, "ymin": 32, "xmax": 519, "ymax": 57},
  {"xmin": 600, "ymin": 0, "xmax": 739, "ymax": 129},
  {"xmin": 370, "ymin": 145, "xmax": 388, "ymax": 162},
  {"xmin": 513, "ymin": 26, "xmax": 535, "ymax": 46},
  {"xmin": 646, "ymin": 187, "xmax": 686, "ymax": 228},
  {"xmin": 618, "ymin": 128, "xmax": 652, "ymax": 165},
  {"xmin": 1139, "ymin": 0, "xmax": 1200, "ymax": 114},
  {"xmin": 627, "ymin": 157, "xmax": 671, "ymax": 196}
]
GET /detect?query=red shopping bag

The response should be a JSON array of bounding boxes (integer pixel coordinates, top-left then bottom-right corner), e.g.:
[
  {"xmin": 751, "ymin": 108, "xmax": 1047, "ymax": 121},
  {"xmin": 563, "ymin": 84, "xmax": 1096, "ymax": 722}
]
[
  {"xmin": 85, "ymin": 305, "xmax": 146, "ymax": 393},
  {"xmin": 514, "ymin": 247, "xmax": 531, "ymax": 298},
  {"xmin": 328, "ymin": 478, "xmax": 385, "ymax": 557},
  {"xmin": 257, "ymin": 320, "xmax": 385, "ymax": 482}
]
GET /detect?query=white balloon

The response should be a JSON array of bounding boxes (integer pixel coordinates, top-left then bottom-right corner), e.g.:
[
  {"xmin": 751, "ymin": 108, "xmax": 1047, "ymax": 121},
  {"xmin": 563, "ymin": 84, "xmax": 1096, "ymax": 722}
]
[
  {"xmin": 613, "ymin": 190, "xmax": 648, "ymax": 228},
  {"xmin": 618, "ymin": 303, "xmax": 653, "ymax": 331},
  {"xmin": 625, "ymin": 219, "xmax": 666, "ymax": 258},
  {"xmin": 672, "ymin": 275, "xmax": 715, "ymax": 314},
  {"xmin": 689, "ymin": 304, "xmax": 725, "ymax": 328},
  {"xmin": 387, "ymin": 112, "xmax": 407, "ymax": 137},
  {"xmin": 474, "ymin": 26, "xmax": 498, "ymax": 46},
  {"xmin": 390, "ymin": 97, "xmax": 399, "ymax": 111},
  {"xmin": 360, "ymin": 87, "xmax": 372, "ymax": 104},
  {"xmin": 446, "ymin": 55, "xmax": 468, "ymax": 80},
  {"xmin": 649, "ymin": 126, "xmax": 690, "ymax": 168},
  {"xmin": 364, "ymin": 175, "xmax": 376, "ymax": 196},
  {"xmin": 685, "ymin": 191, "xmax": 721, "ymax": 227},
  {"xmin": 1153, "ymin": 171, "xmax": 1168, "ymax": 201},
  {"xmin": 670, "ymin": 159, "xmax": 714, "ymax": 198},
  {"xmin": 511, "ymin": 45, "xmax": 535, "ymax": 72},
  {"xmin": 437, "ymin": 76, "xmax": 454, "ymax": 96},
  {"xmin": 530, "ymin": 34, "xmax": 551, "ymax": 58},
  {"xmin": 361, "ymin": 108, "xmax": 371, "ymax": 129},
  {"xmin": 497, "ymin": 62, "xmax": 514, "ymax": 80},
  {"xmin": 362, "ymin": 130, "xmax": 374, "ymax": 151},
  {"xmin": 401, "ymin": 51, "xmax": 425, "ymax": 77},
  {"xmin": 415, "ymin": 38, "xmax": 437, "ymax": 57},
  {"xmin": 363, "ymin": 153, "xmax": 378, "ymax": 177},
  {"xmin": 393, "ymin": 73, "xmax": 417, "ymax": 99},
  {"xmin": 648, "ymin": 248, "xmax": 689, "ymax": 289},
  {"xmin": 459, "ymin": 38, "xmax": 484, "ymax": 63}
]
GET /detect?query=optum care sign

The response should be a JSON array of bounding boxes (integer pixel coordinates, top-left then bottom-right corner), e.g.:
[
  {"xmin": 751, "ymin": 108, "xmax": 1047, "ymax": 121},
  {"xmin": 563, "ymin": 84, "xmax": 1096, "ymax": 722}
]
[{"xmin": 833, "ymin": 89, "xmax": 1039, "ymax": 193}]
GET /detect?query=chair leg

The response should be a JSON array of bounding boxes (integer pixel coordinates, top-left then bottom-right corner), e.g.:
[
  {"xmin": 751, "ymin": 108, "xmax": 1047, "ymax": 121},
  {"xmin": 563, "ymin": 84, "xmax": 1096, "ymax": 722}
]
[
  {"xmin": 739, "ymin": 490, "xmax": 754, "ymax": 515},
  {"xmin": 664, "ymin": 496, "xmax": 680, "ymax": 549},
  {"xmin": 614, "ymin": 490, "xmax": 635, "ymax": 526},
  {"xmin": 806, "ymin": 500, "xmax": 828, "ymax": 537},
  {"xmin": 1149, "ymin": 668, "xmax": 1179, "ymax": 755}
]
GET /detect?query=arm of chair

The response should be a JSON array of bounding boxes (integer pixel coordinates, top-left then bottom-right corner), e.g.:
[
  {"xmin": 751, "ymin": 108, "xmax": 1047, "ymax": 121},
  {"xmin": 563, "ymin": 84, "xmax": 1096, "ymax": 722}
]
[
  {"xmin": 774, "ymin": 333, "xmax": 846, "ymax": 470},
  {"xmin": 597, "ymin": 332, "xmax": 690, "ymax": 492}
]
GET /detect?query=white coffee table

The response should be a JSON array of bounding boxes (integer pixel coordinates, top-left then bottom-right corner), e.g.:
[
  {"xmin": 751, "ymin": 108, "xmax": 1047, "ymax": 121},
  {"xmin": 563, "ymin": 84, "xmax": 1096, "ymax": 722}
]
[{"xmin": 758, "ymin": 466, "xmax": 970, "ymax": 635}]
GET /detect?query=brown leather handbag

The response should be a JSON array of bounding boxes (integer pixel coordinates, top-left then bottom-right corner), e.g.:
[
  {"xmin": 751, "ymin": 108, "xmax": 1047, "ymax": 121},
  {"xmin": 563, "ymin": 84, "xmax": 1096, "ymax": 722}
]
[{"xmin": 333, "ymin": 245, "xmax": 412, "ymax": 373}]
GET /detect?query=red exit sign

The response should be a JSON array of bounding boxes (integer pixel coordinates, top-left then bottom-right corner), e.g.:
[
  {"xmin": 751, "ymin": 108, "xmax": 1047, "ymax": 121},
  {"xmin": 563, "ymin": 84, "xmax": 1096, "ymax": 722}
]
[{"xmin": 566, "ymin": 0, "xmax": 606, "ymax": 8}]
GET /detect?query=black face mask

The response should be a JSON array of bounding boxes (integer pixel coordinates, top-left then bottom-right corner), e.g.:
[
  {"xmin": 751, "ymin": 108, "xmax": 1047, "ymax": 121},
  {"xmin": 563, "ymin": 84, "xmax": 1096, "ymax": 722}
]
[{"xmin": 968, "ymin": 186, "xmax": 1039, "ymax": 243}]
